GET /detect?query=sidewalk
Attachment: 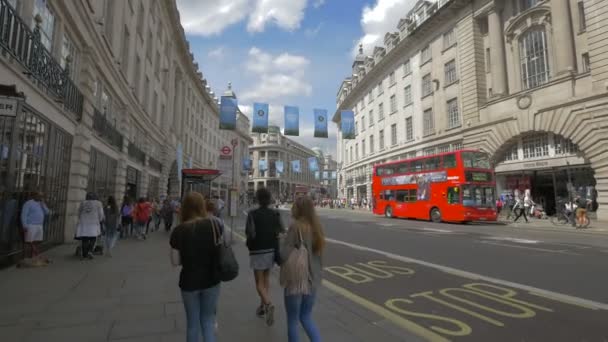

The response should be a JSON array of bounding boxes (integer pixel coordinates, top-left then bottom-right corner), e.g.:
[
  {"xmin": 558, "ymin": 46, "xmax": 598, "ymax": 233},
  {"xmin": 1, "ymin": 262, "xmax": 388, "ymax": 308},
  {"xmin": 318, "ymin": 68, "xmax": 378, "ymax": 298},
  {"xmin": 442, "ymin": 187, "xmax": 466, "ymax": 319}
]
[{"xmin": 0, "ymin": 228, "xmax": 417, "ymax": 342}]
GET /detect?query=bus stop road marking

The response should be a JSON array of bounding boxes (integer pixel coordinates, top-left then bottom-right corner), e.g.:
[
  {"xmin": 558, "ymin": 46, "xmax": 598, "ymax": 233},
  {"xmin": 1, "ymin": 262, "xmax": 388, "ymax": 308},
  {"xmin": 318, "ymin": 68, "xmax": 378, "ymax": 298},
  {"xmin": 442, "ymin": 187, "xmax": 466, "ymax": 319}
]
[{"xmin": 477, "ymin": 241, "xmax": 579, "ymax": 255}]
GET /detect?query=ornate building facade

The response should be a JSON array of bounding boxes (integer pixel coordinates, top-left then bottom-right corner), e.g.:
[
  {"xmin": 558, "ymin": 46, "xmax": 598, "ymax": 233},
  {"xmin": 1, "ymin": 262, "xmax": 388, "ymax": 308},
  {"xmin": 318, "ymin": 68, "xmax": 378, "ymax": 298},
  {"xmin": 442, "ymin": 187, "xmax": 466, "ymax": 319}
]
[{"xmin": 333, "ymin": 0, "xmax": 608, "ymax": 220}]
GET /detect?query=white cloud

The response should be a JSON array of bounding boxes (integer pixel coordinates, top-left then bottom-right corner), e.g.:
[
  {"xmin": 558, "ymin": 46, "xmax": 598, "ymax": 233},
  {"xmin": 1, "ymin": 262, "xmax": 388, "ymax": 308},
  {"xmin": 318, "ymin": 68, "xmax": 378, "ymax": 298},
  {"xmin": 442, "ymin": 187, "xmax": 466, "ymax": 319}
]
[
  {"xmin": 208, "ymin": 46, "xmax": 226, "ymax": 59},
  {"xmin": 313, "ymin": 0, "xmax": 326, "ymax": 9},
  {"xmin": 177, "ymin": 0, "xmax": 310, "ymax": 36},
  {"xmin": 241, "ymin": 47, "xmax": 312, "ymax": 102},
  {"xmin": 353, "ymin": 0, "xmax": 418, "ymax": 56}
]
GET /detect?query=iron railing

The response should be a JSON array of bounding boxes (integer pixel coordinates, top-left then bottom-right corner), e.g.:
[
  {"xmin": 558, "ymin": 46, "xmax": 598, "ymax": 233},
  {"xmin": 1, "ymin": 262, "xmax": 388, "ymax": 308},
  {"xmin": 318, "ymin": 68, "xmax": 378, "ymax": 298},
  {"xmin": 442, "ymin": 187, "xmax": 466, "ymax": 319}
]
[
  {"xmin": 0, "ymin": 0, "xmax": 83, "ymax": 119},
  {"xmin": 128, "ymin": 142, "xmax": 146, "ymax": 164},
  {"xmin": 92, "ymin": 108, "xmax": 123, "ymax": 150},
  {"xmin": 149, "ymin": 157, "xmax": 162, "ymax": 172}
]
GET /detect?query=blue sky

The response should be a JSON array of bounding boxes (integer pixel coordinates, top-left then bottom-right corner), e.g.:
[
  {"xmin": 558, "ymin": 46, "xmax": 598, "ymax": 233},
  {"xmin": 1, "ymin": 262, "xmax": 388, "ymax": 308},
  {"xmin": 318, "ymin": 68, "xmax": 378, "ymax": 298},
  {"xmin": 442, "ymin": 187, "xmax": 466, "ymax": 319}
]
[{"xmin": 176, "ymin": 0, "xmax": 420, "ymax": 156}]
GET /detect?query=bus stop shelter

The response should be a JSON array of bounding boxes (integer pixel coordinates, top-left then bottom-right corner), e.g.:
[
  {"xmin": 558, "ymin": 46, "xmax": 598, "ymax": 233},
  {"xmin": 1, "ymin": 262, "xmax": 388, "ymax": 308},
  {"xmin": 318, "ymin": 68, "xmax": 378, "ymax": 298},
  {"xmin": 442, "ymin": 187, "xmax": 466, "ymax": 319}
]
[{"xmin": 181, "ymin": 169, "xmax": 222, "ymax": 199}]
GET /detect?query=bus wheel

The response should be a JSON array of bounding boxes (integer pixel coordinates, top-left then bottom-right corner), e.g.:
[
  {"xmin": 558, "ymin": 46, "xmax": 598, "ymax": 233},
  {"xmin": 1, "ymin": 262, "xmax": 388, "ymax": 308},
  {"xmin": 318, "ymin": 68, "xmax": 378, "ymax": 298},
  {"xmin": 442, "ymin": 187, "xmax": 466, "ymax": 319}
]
[
  {"xmin": 385, "ymin": 206, "xmax": 394, "ymax": 218},
  {"xmin": 430, "ymin": 208, "xmax": 441, "ymax": 223}
]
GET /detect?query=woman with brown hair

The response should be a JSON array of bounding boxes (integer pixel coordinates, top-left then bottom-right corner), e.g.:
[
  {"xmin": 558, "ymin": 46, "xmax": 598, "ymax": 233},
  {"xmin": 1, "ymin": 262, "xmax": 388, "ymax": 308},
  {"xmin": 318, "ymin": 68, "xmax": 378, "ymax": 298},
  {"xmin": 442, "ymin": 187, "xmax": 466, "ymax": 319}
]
[
  {"xmin": 169, "ymin": 192, "xmax": 221, "ymax": 342},
  {"xmin": 280, "ymin": 195, "xmax": 325, "ymax": 342}
]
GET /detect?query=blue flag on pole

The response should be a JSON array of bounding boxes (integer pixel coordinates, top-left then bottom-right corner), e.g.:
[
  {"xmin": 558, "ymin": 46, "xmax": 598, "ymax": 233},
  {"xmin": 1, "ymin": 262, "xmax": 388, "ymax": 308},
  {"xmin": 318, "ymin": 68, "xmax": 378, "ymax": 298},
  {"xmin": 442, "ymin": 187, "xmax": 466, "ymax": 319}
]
[
  {"xmin": 242, "ymin": 158, "xmax": 252, "ymax": 171},
  {"xmin": 284, "ymin": 106, "xmax": 299, "ymax": 136},
  {"xmin": 259, "ymin": 159, "xmax": 268, "ymax": 171},
  {"xmin": 188, "ymin": 156, "xmax": 193, "ymax": 168},
  {"xmin": 276, "ymin": 160, "xmax": 284, "ymax": 174},
  {"xmin": 308, "ymin": 157, "xmax": 319, "ymax": 172},
  {"xmin": 313, "ymin": 109, "xmax": 328, "ymax": 138},
  {"xmin": 291, "ymin": 160, "xmax": 301, "ymax": 173},
  {"xmin": 219, "ymin": 96, "xmax": 237, "ymax": 130},
  {"xmin": 341, "ymin": 110, "xmax": 355, "ymax": 139},
  {"xmin": 252, "ymin": 102, "xmax": 269, "ymax": 133}
]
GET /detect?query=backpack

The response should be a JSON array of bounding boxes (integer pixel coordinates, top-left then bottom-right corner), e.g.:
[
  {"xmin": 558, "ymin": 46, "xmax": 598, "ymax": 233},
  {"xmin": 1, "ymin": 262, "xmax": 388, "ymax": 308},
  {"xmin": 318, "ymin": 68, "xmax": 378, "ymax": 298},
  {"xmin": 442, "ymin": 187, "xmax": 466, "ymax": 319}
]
[
  {"xmin": 280, "ymin": 227, "xmax": 311, "ymax": 296},
  {"xmin": 121, "ymin": 204, "xmax": 132, "ymax": 217}
]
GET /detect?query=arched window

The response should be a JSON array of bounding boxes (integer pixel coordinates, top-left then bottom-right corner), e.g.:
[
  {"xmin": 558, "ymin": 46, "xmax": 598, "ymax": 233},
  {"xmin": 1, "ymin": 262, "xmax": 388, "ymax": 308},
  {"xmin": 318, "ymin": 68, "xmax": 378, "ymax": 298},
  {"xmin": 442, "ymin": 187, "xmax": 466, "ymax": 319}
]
[{"xmin": 519, "ymin": 28, "xmax": 550, "ymax": 89}]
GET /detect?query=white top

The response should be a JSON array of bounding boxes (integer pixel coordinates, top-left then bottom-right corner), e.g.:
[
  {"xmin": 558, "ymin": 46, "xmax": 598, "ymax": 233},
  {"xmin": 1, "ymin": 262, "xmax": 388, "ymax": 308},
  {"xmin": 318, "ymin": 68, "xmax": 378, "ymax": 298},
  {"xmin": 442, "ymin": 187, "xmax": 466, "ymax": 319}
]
[{"xmin": 76, "ymin": 200, "xmax": 105, "ymax": 237}]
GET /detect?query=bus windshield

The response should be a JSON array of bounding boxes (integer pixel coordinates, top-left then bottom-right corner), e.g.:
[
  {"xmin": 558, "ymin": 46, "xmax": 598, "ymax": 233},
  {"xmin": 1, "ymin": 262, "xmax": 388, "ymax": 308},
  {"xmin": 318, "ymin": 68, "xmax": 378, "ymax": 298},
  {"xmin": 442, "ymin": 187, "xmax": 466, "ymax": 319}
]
[
  {"xmin": 462, "ymin": 185, "xmax": 495, "ymax": 208},
  {"xmin": 462, "ymin": 152, "xmax": 491, "ymax": 169}
]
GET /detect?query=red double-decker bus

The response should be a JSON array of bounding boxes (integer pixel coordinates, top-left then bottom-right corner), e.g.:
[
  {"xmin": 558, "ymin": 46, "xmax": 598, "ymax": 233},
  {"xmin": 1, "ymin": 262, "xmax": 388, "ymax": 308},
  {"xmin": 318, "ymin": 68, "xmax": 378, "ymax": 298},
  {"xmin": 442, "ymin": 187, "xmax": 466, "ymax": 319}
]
[{"xmin": 372, "ymin": 150, "xmax": 497, "ymax": 223}]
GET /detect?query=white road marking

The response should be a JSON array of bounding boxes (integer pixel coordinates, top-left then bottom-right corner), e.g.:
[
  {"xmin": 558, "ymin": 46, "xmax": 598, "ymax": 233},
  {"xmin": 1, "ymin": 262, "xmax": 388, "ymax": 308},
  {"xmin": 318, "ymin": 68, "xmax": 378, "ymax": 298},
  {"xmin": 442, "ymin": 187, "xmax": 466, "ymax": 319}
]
[
  {"xmin": 421, "ymin": 227, "xmax": 453, "ymax": 233},
  {"xmin": 478, "ymin": 241, "xmax": 578, "ymax": 255},
  {"xmin": 325, "ymin": 237, "xmax": 608, "ymax": 310},
  {"xmin": 484, "ymin": 236, "xmax": 540, "ymax": 244}
]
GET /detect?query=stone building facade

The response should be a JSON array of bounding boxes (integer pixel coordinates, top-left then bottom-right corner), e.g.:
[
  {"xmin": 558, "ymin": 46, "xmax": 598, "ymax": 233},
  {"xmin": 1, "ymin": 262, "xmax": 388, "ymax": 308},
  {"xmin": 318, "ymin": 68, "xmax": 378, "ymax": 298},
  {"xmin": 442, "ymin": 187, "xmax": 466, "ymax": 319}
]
[
  {"xmin": 248, "ymin": 126, "xmax": 324, "ymax": 202},
  {"xmin": 0, "ymin": 0, "xmax": 250, "ymax": 263},
  {"xmin": 333, "ymin": 0, "xmax": 608, "ymax": 220}
]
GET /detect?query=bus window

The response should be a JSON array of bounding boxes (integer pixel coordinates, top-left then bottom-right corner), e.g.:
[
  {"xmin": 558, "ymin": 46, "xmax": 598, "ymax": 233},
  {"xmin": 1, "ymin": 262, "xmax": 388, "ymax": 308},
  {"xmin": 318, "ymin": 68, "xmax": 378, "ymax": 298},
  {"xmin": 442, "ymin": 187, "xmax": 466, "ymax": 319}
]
[
  {"xmin": 447, "ymin": 186, "xmax": 460, "ymax": 204},
  {"xmin": 378, "ymin": 166, "xmax": 395, "ymax": 176},
  {"xmin": 443, "ymin": 153, "xmax": 457, "ymax": 168},
  {"xmin": 407, "ymin": 189, "xmax": 417, "ymax": 202},
  {"xmin": 397, "ymin": 162, "xmax": 409, "ymax": 174},
  {"xmin": 424, "ymin": 157, "xmax": 440, "ymax": 170},
  {"xmin": 411, "ymin": 160, "xmax": 423, "ymax": 172},
  {"xmin": 462, "ymin": 185, "xmax": 495, "ymax": 207},
  {"xmin": 396, "ymin": 190, "xmax": 407, "ymax": 202},
  {"xmin": 384, "ymin": 190, "xmax": 395, "ymax": 201}
]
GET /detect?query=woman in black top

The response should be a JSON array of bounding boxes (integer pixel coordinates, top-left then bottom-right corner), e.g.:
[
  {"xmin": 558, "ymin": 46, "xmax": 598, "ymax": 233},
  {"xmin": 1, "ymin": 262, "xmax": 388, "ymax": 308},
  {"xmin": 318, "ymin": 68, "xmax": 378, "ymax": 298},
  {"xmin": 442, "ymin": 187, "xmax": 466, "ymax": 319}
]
[
  {"xmin": 170, "ymin": 192, "xmax": 220, "ymax": 342},
  {"xmin": 245, "ymin": 188, "xmax": 284, "ymax": 326}
]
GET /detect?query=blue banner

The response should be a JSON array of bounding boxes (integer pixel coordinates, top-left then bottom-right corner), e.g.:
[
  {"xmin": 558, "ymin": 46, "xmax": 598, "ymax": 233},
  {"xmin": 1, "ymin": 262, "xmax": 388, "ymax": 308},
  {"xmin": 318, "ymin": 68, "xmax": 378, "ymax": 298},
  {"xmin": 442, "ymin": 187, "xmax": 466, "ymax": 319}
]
[
  {"xmin": 177, "ymin": 143, "xmax": 183, "ymax": 182},
  {"xmin": 284, "ymin": 106, "xmax": 299, "ymax": 136},
  {"xmin": 308, "ymin": 157, "xmax": 319, "ymax": 172},
  {"xmin": 313, "ymin": 109, "xmax": 328, "ymax": 138},
  {"xmin": 291, "ymin": 160, "xmax": 301, "ymax": 173},
  {"xmin": 315, "ymin": 171, "xmax": 320, "ymax": 180},
  {"xmin": 188, "ymin": 156, "xmax": 193, "ymax": 169},
  {"xmin": 252, "ymin": 102, "xmax": 269, "ymax": 133},
  {"xmin": 322, "ymin": 171, "xmax": 328, "ymax": 180},
  {"xmin": 341, "ymin": 110, "xmax": 355, "ymax": 140},
  {"xmin": 331, "ymin": 171, "xmax": 337, "ymax": 180},
  {"xmin": 243, "ymin": 158, "xmax": 252, "ymax": 171},
  {"xmin": 219, "ymin": 96, "xmax": 237, "ymax": 130},
  {"xmin": 259, "ymin": 159, "xmax": 268, "ymax": 171},
  {"xmin": 276, "ymin": 160, "xmax": 284, "ymax": 174}
]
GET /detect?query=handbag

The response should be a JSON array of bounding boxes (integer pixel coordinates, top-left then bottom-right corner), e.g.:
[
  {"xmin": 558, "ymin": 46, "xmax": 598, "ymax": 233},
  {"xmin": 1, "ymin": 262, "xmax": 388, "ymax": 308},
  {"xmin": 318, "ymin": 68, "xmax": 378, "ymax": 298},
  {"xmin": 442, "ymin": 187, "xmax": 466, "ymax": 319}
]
[
  {"xmin": 210, "ymin": 218, "xmax": 239, "ymax": 282},
  {"xmin": 279, "ymin": 227, "xmax": 311, "ymax": 295}
]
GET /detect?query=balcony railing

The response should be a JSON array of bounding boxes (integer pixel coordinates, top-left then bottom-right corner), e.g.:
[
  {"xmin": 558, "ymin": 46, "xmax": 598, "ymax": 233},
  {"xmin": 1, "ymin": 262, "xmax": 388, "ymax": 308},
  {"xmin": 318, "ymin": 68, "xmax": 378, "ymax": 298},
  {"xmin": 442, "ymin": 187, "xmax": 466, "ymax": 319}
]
[
  {"xmin": 128, "ymin": 142, "xmax": 145, "ymax": 164},
  {"xmin": 149, "ymin": 157, "xmax": 162, "ymax": 173},
  {"xmin": 0, "ymin": 0, "xmax": 84, "ymax": 119},
  {"xmin": 93, "ymin": 108, "xmax": 123, "ymax": 150}
]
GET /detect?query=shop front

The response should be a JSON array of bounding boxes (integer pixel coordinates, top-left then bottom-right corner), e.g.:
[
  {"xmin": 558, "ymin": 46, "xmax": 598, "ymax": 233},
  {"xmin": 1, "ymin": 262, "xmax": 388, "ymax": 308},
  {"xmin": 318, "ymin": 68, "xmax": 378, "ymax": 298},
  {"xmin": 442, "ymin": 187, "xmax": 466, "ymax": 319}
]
[{"xmin": 0, "ymin": 97, "xmax": 73, "ymax": 265}]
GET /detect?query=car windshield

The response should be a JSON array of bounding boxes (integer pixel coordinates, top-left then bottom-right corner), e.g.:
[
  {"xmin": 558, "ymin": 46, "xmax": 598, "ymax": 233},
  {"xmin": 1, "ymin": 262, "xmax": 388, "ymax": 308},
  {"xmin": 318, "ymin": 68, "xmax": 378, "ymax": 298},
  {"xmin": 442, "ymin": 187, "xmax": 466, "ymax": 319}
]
[
  {"xmin": 462, "ymin": 152, "xmax": 491, "ymax": 169},
  {"xmin": 462, "ymin": 185, "xmax": 495, "ymax": 208}
]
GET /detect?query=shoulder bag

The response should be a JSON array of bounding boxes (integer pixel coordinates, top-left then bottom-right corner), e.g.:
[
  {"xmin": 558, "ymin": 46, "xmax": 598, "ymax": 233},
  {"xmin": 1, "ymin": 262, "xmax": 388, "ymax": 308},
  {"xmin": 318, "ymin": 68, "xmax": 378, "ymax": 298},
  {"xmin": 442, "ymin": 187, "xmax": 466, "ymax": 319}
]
[
  {"xmin": 210, "ymin": 218, "xmax": 239, "ymax": 282},
  {"xmin": 279, "ymin": 227, "xmax": 311, "ymax": 295}
]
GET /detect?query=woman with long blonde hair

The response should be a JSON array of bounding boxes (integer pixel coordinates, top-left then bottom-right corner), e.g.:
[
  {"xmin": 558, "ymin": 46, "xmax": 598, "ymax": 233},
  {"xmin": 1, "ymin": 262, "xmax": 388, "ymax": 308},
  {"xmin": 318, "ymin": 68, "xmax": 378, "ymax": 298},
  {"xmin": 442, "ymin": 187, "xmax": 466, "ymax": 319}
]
[
  {"xmin": 280, "ymin": 195, "xmax": 325, "ymax": 342},
  {"xmin": 169, "ymin": 192, "xmax": 221, "ymax": 342}
]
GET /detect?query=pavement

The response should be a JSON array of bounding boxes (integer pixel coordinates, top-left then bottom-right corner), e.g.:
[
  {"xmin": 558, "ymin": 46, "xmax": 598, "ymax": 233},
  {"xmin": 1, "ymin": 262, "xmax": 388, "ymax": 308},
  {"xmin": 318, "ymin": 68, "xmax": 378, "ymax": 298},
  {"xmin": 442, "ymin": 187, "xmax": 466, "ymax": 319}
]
[{"xmin": 0, "ymin": 220, "xmax": 420, "ymax": 342}]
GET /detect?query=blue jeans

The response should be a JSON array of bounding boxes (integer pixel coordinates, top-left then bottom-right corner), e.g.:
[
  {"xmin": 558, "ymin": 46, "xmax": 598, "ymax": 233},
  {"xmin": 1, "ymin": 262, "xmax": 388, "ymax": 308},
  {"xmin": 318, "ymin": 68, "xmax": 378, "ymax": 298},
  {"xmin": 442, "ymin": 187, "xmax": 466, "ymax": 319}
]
[
  {"xmin": 181, "ymin": 285, "xmax": 220, "ymax": 342},
  {"xmin": 284, "ymin": 290, "xmax": 321, "ymax": 342}
]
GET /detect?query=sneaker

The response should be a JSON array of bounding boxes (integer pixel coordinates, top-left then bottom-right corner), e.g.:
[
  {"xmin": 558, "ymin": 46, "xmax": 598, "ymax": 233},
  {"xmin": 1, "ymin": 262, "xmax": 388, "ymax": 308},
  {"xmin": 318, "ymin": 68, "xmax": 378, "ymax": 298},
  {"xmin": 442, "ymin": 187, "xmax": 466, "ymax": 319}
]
[
  {"xmin": 256, "ymin": 305, "xmax": 266, "ymax": 318},
  {"xmin": 265, "ymin": 304, "xmax": 275, "ymax": 326},
  {"xmin": 86, "ymin": 253, "xmax": 94, "ymax": 260}
]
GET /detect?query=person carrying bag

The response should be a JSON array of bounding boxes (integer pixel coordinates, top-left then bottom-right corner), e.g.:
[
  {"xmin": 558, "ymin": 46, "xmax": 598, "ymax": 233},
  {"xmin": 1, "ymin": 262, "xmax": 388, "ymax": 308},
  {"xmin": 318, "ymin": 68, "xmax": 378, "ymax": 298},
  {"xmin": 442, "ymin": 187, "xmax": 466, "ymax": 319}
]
[{"xmin": 209, "ymin": 216, "xmax": 238, "ymax": 282}]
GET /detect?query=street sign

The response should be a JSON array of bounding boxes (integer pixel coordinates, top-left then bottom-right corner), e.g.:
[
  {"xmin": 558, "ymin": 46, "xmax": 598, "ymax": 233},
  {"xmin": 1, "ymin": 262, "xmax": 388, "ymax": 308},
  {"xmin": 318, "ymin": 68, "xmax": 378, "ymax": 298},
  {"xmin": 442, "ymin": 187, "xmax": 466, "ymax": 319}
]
[
  {"xmin": 231, "ymin": 138, "xmax": 238, "ymax": 147},
  {"xmin": 0, "ymin": 97, "xmax": 17, "ymax": 117},
  {"xmin": 221, "ymin": 146, "xmax": 232, "ymax": 156}
]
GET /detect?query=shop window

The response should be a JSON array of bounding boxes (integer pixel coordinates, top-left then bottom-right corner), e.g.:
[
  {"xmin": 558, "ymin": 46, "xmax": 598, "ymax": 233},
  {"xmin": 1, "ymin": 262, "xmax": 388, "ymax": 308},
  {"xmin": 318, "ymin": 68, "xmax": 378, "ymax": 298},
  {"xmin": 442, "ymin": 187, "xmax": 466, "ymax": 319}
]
[{"xmin": 520, "ymin": 28, "xmax": 550, "ymax": 89}]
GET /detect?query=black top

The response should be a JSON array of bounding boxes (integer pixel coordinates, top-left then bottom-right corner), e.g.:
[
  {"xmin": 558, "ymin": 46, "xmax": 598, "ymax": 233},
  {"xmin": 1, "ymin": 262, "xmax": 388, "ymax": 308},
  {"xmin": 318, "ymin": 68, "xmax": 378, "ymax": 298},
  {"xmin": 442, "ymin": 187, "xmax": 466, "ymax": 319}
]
[
  {"xmin": 170, "ymin": 218, "xmax": 220, "ymax": 291},
  {"xmin": 245, "ymin": 207, "xmax": 284, "ymax": 254}
]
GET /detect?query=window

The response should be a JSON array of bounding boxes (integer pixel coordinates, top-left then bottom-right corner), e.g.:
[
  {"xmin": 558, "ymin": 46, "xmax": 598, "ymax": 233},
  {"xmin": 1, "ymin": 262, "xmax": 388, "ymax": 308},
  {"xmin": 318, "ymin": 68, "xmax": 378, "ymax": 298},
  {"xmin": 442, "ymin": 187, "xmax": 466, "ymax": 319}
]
[
  {"xmin": 485, "ymin": 48, "xmax": 491, "ymax": 73},
  {"xmin": 390, "ymin": 95, "xmax": 397, "ymax": 113},
  {"xmin": 355, "ymin": 120, "xmax": 358, "ymax": 136},
  {"xmin": 438, "ymin": 145, "xmax": 450, "ymax": 153},
  {"xmin": 479, "ymin": 17, "xmax": 488, "ymax": 35},
  {"xmin": 447, "ymin": 187, "xmax": 460, "ymax": 204},
  {"xmin": 423, "ymin": 147, "xmax": 436, "ymax": 156},
  {"xmin": 104, "ymin": 0, "xmax": 114, "ymax": 41},
  {"xmin": 445, "ymin": 59, "xmax": 457, "ymax": 84},
  {"xmin": 502, "ymin": 144, "xmax": 519, "ymax": 162},
  {"xmin": 361, "ymin": 116, "xmax": 365, "ymax": 131},
  {"xmin": 370, "ymin": 135, "xmax": 375, "ymax": 153},
  {"xmin": 447, "ymin": 98, "xmax": 460, "ymax": 128},
  {"xmin": 134, "ymin": 56, "xmax": 141, "ymax": 98},
  {"xmin": 389, "ymin": 71, "xmax": 396, "ymax": 85},
  {"xmin": 155, "ymin": 51, "xmax": 161, "ymax": 79},
  {"xmin": 362, "ymin": 139, "xmax": 366, "ymax": 156},
  {"xmin": 425, "ymin": 157, "xmax": 440, "ymax": 170},
  {"xmin": 369, "ymin": 110, "xmax": 374, "ymax": 126},
  {"xmin": 379, "ymin": 130, "xmax": 385, "ymax": 150},
  {"xmin": 391, "ymin": 124, "xmax": 397, "ymax": 146},
  {"xmin": 443, "ymin": 29, "xmax": 456, "ymax": 49},
  {"xmin": 520, "ymin": 0, "xmax": 539, "ymax": 11},
  {"xmin": 350, "ymin": 147, "xmax": 353, "ymax": 162},
  {"xmin": 421, "ymin": 45, "xmax": 431, "ymax": 63},
  {"xmin": 355, "ymin": 143, "xmax": 359, "ymax": 160},
  {"xmin": 377, "ymin": 81, "xmax": 383, "ymax": 94},
  {"xmin": 147, "ymin": 30, "xmax": 153, "ymax": 61},
  {"xmin": 404, "ymin": 86, "xmax": 412, "ymax": 105},
  {"xmin": 378, "ymin": 102, "xmax": 384, "ymax": 120},
  {"xmin": 60, "ymin": 33, "xmax": 77, "ymax": 76},
  {"xmin": 422, "ymin": 74, "xmax": 433, "ymax": 97},
  {"xmin": 555, "ymin": 135, "xmax": 579, "ymax": 155},
  {"xmin": 143, "ymin": 77, "xmax": 150, "ymax": 111},
  {"xmin": 462, "ymin": 152, "xmax": 491, "ymax": 168},
  {"xmin": 520, "ymin": 29, "xmax": 550, "ymax": 89},
  {"xmin": 443, "ymin": 154, "xmax": 457, "ymax": 168},
  {"xmin": 370, "ymin": 89, "xmax": 374, "ymax": 101},
  {"xmin": 32, "ymin": 0, "xmax": 55, "ymax": 50},
  {"xmin": 462, "ymin": 185, "xmax": 495, "ymax": 208},
  {"xmin": 522, "ymin": 134, "xmax": 549, "ymax": 159},
  {"xmin": 405, "ymin": 117, "xmax": 413, "ymax": 141},
  {"xmin": 582, "ymin": 53, "xmax": 590, "ymax": 73},
  {"xmin": 578, "ymin": 1, "xmax": 587, "ymax": 31},
  {"xmin": 121, "ymin": 26, "xmax": 130, "ymax": 76},
  {"xmin": 396, "ymin": 189, "xmax": 417, "ymax": 203},
  {"xmin": 411, "ymin": 160, "xmax": 423, "ymax": 172},
  {"xmin": 423, "ymin": 108, "xmax": 434, "ymax": 136},
  {"xmin": 403, "ymin": 60, "xmax": 411, "ymax": 75},
  {"xmin": 137, "ymin": 3, "xmax": 145, "ymax": 38}
]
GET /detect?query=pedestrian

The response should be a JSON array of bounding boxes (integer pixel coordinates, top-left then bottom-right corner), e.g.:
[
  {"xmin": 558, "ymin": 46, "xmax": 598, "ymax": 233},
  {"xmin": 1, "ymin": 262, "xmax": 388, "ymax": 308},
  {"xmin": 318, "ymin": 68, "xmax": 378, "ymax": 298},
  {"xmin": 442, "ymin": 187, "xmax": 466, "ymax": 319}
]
[
  {"xmin": 75, "ymin": 192, "xmax": 105, "ymax": 260},
  {"xmin": 513, "ymin": 195, "xmax": 528, "ymax": 223},
  {"xmin": 153, "ymin": 198, "xmax": 161, "ymax": 230},
  {"xmin": 103, "ymin": 196, "xmax": 120, "ymax": 257},
  {"xmin": 280, "ymin": 195, "xmax": 325, "ymax": 342},
  {"xmin": 120, "ymin": 197, "xmax": 134, "ymax": 238},
  {"xmin": 132, "ymin": 198, "xmax": 151, "ymax": 240},
  {"xmin": 170, "ymin": 192, "xmax": 221, "ymax": 342},
  {"xmin": 145, "ymin": 198, "xmax": 154, "ymax": 235},
  {"xmin": 161, "ymin": 199, "xmax": 174, "ymax": 232},
  {"xmin": 20, "ymin": 192, "xmax": 49, "ymax": 260},
  {"xmin": 574, "ymin": 194, "xmax": 588, "ymax": 228},
  {"xmin": 245, "ymin": 188, "xmax": 284, "ymax": 326}
]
